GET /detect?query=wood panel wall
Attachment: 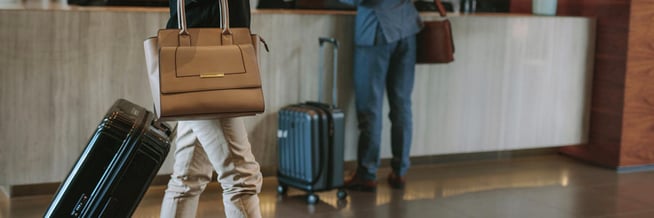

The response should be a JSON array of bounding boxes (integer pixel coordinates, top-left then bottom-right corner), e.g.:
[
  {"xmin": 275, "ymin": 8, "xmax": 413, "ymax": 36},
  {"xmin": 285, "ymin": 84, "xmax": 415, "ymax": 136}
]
[
  {"xmin": 620, "ymin": 0, "xmax": 654, "ymax": 166},
  {"xmin": 512, "ymin": 0, "xmax": 654, "ymax": 168}
]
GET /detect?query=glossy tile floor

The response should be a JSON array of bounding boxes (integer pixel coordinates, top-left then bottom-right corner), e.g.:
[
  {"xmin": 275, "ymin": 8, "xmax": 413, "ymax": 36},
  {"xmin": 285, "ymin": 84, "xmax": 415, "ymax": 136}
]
[{"xmin": 3, "ymin": 154, "xmax": 654, "ymax": 218}]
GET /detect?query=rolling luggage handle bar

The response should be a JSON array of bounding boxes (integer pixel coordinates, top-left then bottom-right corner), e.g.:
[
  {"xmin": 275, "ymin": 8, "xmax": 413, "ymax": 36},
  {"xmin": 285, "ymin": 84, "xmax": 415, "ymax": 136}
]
[{"xmin": 318, "ymin": 37, "xmax": 339, "ymax": 107}]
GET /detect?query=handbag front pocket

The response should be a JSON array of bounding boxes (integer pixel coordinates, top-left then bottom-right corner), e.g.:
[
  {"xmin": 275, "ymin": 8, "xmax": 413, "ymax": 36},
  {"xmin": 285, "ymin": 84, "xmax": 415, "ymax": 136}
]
[
  {"xmin": 159, "ymin": 44, "xmax": 262, "ymax": 94},
  {"xmin": 175, "ymin": 45, "xmax": 246, "ymax": 78}
]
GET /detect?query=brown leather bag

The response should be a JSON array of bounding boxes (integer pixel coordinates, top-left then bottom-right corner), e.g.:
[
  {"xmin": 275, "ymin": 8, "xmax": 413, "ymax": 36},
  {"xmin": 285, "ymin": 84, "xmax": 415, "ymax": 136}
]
[
  {"xmin": 416, "ymin": 0, "xmax": 455, "ymax": 64},
  {"xmin": 144, "ymin": 0, "xmax": 265, "ymax": 121}
]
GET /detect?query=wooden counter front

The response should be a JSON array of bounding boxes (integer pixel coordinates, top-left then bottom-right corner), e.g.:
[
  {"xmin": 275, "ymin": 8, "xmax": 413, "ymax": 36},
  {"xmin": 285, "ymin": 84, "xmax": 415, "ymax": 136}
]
[
  {"xmin": 0, "ymin": 8, "xmax": 596, "ymax": 189},
  {"xmin": 511, "ymin": 0, "xmax": 654, "ymax": 170}
]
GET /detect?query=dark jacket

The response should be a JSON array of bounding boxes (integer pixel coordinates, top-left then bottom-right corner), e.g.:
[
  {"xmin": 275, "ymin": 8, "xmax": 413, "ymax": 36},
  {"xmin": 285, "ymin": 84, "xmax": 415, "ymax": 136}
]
[{"xmin": 166, "ymin": 0, "xmax": 251, "ymax": 29}]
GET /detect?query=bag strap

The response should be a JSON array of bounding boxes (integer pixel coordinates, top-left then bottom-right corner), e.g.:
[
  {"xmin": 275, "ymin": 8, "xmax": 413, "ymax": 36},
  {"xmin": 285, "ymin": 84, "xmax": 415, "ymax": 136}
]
[
  {"xmin": 176, "ymin": 0, "xmax": 232, "ymax": 36},
  {"xmin": 434, "ymin": 0, "xmax": 448, "ymax": 17}
]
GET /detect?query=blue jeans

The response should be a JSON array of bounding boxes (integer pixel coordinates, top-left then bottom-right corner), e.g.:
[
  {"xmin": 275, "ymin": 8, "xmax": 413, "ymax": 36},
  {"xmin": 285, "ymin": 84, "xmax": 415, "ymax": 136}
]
[{"xmin": 353, "ymin": 34, "xmax": 416, "ymax": 180}]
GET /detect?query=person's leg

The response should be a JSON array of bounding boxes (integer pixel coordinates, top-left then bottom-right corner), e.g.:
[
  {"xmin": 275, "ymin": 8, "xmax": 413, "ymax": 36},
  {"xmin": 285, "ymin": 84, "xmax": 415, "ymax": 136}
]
[
  {"xmin": 353, "ymin": 41, "xmax": 394, "ymax": 180},
  {"xmin": 386, "ymin": 35, "xmax": 417, "ymax": 178},
  {"xmin": 161, "ymin": 121, "xmax": 214, "ymax": 218},
  {"xmin": 189, "ymin": 118, "xmax": 262, "ymax": 218}
]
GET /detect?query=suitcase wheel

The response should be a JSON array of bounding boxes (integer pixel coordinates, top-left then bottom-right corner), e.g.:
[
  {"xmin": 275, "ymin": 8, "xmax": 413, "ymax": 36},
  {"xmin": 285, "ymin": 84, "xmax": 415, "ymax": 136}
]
[
  {"xmin": 276, "ymin": 185, "xmax": 288, "ymax": 195},
  {"xmin": 336, "ymin": 189, "xmax": 347, "ymax": 200},
  {"xmin": 307, "ymin": 193, "xmax": 319, "ymax": 205}
]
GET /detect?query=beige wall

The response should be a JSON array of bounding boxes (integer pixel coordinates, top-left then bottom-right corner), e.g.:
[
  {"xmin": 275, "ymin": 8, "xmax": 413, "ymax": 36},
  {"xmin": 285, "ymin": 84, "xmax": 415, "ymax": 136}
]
[{"xmin": 0, "ymin": 8, "xmax": 595, "ymax": 187}]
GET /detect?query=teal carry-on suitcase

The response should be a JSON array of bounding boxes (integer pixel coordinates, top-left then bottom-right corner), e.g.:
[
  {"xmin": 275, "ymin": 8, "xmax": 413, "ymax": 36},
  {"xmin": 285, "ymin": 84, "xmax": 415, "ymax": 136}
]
[{"xmin": 276, "ymin": 37, "xmax": 347, "ymax": 204}]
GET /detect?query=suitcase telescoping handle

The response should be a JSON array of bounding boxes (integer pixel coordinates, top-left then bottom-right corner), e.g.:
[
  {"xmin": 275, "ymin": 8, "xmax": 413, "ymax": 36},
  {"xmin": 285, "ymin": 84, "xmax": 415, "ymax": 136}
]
[{"xmin": 318, "ymin": 37, "xmax": 339, "ymax": 107}]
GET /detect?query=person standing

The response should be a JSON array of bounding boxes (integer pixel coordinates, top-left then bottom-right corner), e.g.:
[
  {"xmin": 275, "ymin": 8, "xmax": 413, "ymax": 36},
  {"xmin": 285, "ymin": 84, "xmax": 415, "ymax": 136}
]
[
  {"xmin": 159, "ymin": 0, "xmax": 263, "ymax": 217},
  {"xmin": 341, "ymin": 0, "xmax": 422, "ymax": 191}
]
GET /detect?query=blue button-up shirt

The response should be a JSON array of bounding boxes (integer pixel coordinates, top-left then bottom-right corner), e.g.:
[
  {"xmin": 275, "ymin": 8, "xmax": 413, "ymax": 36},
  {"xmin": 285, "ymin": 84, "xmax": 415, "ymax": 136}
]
[{"xmin": 342, "ymin": 0, "xmax": 422, "ymax": 46}]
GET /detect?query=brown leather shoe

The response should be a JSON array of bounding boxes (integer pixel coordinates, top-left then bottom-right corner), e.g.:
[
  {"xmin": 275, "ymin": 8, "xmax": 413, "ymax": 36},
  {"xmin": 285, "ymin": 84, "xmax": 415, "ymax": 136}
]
[
  {"xmin": 387, "ymin": 172, "xmax": 406, "ymax": 189},
  {"xmin": 344, "ymin": 174, "xmax": 377, "ymax": 192}
]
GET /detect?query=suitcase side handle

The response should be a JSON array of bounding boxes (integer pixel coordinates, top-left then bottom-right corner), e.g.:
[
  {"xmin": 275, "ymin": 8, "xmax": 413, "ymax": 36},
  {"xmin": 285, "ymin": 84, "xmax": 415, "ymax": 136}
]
[
  {"xmin": 318, "ymin": 37, "xmax": 339, "ymax": 108},
  {"xmin": 319, "ymin": 37, "xmax": 339, "ymax": 48}
]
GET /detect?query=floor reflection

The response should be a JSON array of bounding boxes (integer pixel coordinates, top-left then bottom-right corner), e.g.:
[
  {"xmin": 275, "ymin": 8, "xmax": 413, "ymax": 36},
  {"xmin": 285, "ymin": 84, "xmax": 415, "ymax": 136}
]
[{"xmin": 5, "ymin": 155, "xmax": 654, "ymax": 218}]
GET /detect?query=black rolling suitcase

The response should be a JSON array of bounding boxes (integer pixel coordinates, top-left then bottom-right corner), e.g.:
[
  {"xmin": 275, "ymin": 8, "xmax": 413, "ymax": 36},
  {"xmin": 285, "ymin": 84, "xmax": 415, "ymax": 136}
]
[
  {"xmin": 44, "ymin": 99, "xmax": 172, "ymax": 217},
  {"xmin": 276, "ymin": 37, "xmax": 347, "ymax": 204}
]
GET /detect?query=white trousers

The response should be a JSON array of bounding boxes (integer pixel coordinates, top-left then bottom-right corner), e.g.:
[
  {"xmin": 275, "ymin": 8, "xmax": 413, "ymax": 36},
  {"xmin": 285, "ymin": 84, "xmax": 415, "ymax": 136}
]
[{"xmin": 160, "ymin": 118, "xmax": 262, "ymax": 218}]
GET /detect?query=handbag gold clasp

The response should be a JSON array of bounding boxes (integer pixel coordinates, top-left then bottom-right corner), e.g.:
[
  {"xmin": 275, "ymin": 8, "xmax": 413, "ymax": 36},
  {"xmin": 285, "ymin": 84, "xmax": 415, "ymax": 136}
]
[{"xmin": 200, "ymin": 73, "xmax": 225, "ymax": 78}]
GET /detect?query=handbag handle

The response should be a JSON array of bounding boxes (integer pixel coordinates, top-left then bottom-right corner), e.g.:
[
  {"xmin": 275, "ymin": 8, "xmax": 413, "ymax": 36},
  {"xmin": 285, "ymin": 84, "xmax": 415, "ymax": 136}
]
[
  {"xmin": 176, "ymin": 0, "xmax": 232, "ymax": 36},
  {"xmin": 434, "ymin": 0, "xmax": 448, "ymax": 17}
]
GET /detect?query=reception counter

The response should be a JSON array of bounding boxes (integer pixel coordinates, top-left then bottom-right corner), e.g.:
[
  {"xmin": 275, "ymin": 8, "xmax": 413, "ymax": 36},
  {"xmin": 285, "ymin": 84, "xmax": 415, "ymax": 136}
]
[{"xmin": 0, "ymin": 5, "xmax": 596, "ymax": 191}]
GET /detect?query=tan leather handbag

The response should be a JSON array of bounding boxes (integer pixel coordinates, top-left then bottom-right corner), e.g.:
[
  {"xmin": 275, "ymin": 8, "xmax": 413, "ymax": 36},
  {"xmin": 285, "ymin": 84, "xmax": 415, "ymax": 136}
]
[
  {"xmin": 416, "ymin": 0, "xmax": 455, "ymax": 64},
  {"xmin": 144, "ymin": 0, "xmax": 265, "ymax": 121}
]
